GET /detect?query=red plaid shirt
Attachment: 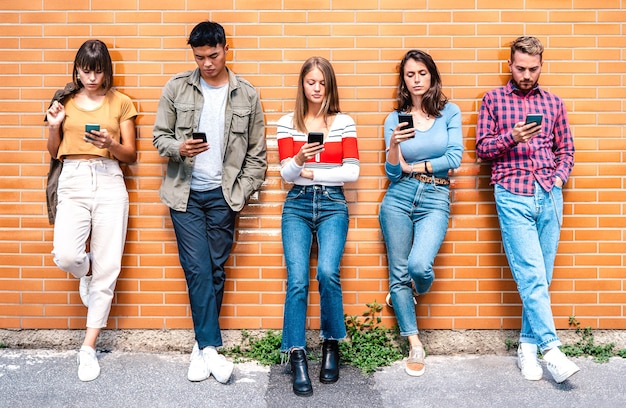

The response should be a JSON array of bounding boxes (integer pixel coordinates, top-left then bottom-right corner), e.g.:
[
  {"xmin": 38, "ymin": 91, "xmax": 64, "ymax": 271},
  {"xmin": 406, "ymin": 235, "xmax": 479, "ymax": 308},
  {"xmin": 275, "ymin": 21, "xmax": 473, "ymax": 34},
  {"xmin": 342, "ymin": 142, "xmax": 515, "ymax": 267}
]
[{"xmin": 476, "ymin": 80, "xmax": 574, "ymax": 196}]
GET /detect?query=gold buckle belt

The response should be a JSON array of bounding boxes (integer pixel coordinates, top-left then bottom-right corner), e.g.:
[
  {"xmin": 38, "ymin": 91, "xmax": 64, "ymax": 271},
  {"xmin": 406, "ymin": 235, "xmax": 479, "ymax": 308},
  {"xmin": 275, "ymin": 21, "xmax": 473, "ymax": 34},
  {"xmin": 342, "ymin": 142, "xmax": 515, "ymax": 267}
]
[{"xmin": 413, "ymin": 173, "xmax": 450, "ymax": 186}]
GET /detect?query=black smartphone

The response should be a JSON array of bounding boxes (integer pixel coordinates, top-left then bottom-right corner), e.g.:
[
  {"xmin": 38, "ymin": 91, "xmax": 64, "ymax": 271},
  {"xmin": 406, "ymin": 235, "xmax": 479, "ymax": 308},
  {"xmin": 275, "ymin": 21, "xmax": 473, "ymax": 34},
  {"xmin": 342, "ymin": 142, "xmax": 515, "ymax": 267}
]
[
  {"xmin": 85, "ymin": 124, "xmax": 99, "ymax": 141},
  {"xmin": 307, "ymin": 132, "xmax": 324, "ymax": 145},
  {"xmin": 398, "ymin": 113, "xmax": 414, "ymax": 133},
  {"xmin": 192, "ymin": 132, "xmax": 207, "ymax": 143},
  {"xmin": 525, "ymin": 114, "xmax": 543, "ymax": 127}
]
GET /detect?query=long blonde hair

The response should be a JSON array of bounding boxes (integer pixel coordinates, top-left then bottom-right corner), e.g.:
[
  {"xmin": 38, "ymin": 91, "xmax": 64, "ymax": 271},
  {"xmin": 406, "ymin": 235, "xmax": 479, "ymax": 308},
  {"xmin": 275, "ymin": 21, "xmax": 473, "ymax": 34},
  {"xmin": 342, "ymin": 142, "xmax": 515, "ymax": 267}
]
[{"xmin": 293, "ymin": 56, "xmax": 341, "ymax": 133}]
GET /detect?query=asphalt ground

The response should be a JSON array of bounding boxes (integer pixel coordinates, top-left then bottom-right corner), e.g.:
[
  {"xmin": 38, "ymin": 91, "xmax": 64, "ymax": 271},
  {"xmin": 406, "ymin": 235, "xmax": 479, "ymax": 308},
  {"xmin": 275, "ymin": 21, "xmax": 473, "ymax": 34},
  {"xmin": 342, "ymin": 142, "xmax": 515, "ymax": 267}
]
[{"xmin": 1, "ymin": 349, "xmax": 625, "ymax": 408}]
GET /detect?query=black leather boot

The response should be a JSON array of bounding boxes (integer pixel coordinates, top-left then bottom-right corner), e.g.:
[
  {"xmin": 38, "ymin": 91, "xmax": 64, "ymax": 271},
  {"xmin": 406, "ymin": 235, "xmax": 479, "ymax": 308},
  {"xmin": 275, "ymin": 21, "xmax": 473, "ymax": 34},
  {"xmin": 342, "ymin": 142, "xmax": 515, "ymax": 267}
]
[
  {"xmin": 290, "ymin": 348, "xmax": 313, "ymax": 397},
  {"xmin": 319, "ymin": 339, "xmax": 339, "ymax": 384}
]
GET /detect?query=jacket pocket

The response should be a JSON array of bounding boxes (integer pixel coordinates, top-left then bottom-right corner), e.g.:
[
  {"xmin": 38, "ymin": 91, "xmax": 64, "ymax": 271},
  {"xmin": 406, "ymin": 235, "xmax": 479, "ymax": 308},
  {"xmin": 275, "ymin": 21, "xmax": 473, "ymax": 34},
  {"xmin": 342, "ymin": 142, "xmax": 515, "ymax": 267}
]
[
  {"xmin": 231, "ymin": 109, "xmax": 251, "ymax": 134},
  {"xmin": 174, "ymin": 102, "xmax": 195, "ymax": 134}
]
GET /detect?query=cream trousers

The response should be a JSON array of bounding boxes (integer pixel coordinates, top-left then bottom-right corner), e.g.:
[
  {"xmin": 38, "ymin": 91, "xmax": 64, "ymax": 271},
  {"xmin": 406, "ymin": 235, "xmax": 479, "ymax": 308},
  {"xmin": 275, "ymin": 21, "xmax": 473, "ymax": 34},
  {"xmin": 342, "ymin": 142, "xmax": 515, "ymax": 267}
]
[{"xmin": 52, "ymin": 158, "xmax": 129, "ymax": 328}]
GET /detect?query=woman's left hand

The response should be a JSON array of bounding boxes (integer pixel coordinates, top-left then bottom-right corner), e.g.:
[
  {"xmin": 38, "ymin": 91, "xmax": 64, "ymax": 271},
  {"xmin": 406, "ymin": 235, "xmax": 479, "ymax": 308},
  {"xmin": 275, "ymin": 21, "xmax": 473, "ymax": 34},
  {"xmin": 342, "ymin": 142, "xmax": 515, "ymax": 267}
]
[
  {"xmin": 85, "ymin": 128, "xmax": 113, "ymax": 149},
  {"xmin": 300, "ymin": 168, "xmax": 314, "ymax": 180}
]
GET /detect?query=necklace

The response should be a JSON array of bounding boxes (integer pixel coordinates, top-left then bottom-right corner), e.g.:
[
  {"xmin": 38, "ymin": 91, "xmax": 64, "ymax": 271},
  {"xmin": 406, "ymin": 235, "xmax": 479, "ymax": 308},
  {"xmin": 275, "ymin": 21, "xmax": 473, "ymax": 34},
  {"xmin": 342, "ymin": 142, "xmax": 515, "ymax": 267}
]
[{"xmin": 411, "ymin": 111, "xmax": 430, "ymax": 124}]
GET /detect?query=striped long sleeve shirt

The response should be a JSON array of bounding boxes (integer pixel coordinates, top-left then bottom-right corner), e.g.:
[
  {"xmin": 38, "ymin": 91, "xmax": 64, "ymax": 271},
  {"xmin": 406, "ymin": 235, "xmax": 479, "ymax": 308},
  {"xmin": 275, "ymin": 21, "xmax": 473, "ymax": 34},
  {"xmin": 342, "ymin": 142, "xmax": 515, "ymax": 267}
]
[{"xmin": 277, "ymin": 112, "xmax": 360, "ymax": 186}]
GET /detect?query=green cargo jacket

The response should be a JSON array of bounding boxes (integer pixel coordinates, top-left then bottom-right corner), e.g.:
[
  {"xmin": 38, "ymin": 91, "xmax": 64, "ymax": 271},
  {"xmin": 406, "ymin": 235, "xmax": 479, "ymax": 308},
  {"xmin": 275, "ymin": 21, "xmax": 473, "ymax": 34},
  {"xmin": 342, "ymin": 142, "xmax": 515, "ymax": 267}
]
[{"xmin": 153, "ymin": 68, "xmax": 267, "ymax": 212}]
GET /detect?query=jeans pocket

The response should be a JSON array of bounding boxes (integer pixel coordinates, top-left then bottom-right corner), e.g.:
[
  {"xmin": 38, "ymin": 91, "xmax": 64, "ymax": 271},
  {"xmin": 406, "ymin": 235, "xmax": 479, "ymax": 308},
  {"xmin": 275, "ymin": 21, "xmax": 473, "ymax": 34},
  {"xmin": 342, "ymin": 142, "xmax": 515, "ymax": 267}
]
[
  {"xmin": 323, "ymin": 190, "xmax": 347, "ymax": 204},
  {"xmin": 285, "ymin": 187, "xmax": 305, "ymax": 201}
]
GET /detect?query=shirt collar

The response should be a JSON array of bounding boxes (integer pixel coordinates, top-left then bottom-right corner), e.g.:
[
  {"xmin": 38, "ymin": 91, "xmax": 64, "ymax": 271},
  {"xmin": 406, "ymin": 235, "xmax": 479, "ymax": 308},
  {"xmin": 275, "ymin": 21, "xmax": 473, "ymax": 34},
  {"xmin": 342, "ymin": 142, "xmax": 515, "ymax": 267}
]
[{"xmin": 505, "ymin": 79, "xmax": 543, "ymax": 97}]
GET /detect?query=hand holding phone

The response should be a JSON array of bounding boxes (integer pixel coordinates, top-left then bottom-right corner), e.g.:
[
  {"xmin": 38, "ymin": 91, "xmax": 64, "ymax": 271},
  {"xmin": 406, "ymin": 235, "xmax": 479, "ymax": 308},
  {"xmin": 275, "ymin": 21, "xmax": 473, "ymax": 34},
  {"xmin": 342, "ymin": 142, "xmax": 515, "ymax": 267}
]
[
  {"xmin": 307, "ymin": 132, "xmax": 324, "ymax": 162},
  {"xmin": 307, "ymin": 132, "xmax": 324, "ymax": 145},
  {"xmin": 398, "ymin": 113, "xmax": 416, "ymax": 138},
  {"xmin": 85, "ymin": 124, "xmax": 100, "ymax": 141},
  {"xmin": 398, "ymin": 113, "xmax": 414, "ymax": 130},
  {"xmin": 192, "ymin": 132, "xmax": 207, "ymax": 143},
  {"xmin": 525, "ymin": 114, "xmax": 543, "ymax": 127}
]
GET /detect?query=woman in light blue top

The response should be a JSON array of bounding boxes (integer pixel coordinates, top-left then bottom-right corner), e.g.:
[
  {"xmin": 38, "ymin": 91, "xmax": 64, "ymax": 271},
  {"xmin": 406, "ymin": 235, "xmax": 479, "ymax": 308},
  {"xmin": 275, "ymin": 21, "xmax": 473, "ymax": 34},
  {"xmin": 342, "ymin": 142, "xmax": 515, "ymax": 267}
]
[{"xmin": 379, "ymin": 49, "xmax": 463, "ymax": 377}]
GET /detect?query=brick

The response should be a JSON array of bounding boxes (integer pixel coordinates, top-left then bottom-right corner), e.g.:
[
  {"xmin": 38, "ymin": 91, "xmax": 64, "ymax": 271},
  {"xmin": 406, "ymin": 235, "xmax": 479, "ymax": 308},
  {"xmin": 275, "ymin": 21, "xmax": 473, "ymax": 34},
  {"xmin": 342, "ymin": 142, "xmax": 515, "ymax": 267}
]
[{"xmin": 1, "ymin": 3, "xmax": 625, "ymax": 331}]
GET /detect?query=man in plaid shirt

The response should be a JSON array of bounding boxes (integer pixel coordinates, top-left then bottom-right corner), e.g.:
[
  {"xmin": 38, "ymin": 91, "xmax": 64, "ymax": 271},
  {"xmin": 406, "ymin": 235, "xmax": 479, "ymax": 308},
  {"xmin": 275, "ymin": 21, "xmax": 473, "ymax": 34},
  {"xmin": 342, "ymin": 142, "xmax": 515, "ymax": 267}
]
[{"xmin": 476, "ymin": 36, "xmax": 579, "ymax": 384}]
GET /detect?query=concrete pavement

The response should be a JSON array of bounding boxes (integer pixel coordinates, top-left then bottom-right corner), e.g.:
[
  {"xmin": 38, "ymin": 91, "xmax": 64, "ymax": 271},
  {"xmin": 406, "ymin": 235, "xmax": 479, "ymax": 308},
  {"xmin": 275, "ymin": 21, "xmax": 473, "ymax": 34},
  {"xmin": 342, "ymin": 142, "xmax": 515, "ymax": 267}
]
[{"xmin": 1, "ymin": 348, "xmax": 625, "ymax": 408}]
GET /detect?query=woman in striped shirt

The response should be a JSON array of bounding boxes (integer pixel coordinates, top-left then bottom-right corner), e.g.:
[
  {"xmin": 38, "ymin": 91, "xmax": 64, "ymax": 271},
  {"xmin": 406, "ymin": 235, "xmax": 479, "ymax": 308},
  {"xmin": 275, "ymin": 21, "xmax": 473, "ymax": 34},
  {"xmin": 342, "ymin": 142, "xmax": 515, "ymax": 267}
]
[{"xmin": 277, "ymin": 56, "xmax": 359, "ymax": 397}]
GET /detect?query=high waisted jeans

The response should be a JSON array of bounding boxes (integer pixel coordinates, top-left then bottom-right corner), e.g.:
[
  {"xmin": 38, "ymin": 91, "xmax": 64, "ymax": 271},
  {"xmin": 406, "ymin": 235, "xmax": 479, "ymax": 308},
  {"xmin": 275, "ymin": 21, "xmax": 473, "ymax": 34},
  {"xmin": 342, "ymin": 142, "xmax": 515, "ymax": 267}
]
[
  {"xmin": 52, "ymin": 158, "xmax": 129, "ymax": 328},
  {"xmin": 379, "ymin": 176, "xmax": 450, "ymax": 337},
  {"xmin": 494, "ymin": 182, "xmax": 563, "ymax": 352},
  {"xmin": 280, "ymin": 185, "xmax": 349, "ymax": 352}
]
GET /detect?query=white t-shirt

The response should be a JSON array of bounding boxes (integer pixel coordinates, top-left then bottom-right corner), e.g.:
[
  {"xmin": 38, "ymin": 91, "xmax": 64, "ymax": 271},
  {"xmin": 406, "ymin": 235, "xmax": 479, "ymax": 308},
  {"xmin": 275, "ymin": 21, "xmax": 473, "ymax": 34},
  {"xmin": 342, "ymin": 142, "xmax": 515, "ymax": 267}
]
[{"xmin": 190, "ymin": 79, "xmax": 228, "ymax": 191}]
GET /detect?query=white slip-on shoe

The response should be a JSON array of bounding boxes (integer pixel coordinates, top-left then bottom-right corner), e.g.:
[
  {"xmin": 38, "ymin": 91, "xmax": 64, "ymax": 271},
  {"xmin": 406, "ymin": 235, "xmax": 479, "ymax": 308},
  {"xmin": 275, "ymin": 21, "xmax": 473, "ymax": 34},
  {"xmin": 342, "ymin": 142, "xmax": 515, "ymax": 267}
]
[
  {"xmin": 404, "ymin": 346, "xmax": 425, "ymax": 377},
  {"xmin": 517, "ymin": 343, "xmax": 543, "ymax": 381},
  {"xmin": 79, "ymin": 275, "xmax": 92, "ymax": 307},
  {"xmin": 187, "ymin": 342, "xmax": 210, "ymax": 382},
  {"xmin": 544, "ymin": 348, "xmax": 580, "ymax": 383},
  {"xmin": 77, "ymin": 345, "xmax": 100, "ymax": 382},
  {"xmin": 385, "ymin": 290, "xmax": 418, "ymax": 308},
  {"xmin": 204, "ymin": 346, "xmax": 234, "ymax": 384}
]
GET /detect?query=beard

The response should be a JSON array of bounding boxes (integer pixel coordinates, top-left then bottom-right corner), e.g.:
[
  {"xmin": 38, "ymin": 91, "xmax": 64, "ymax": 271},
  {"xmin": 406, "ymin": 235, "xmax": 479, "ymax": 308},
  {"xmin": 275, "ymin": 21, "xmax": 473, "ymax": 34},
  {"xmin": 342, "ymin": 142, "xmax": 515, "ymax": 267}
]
[{"xmin": 514, "ymin": 79, "xmax": 538, "ymax": 94}]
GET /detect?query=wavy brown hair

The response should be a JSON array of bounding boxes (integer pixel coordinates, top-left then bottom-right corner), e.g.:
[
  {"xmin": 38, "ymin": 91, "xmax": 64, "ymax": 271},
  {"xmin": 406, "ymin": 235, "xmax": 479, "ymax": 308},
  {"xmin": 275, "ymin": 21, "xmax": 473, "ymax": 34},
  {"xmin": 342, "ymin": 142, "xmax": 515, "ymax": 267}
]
[{"xmin": 395, "ymin": 49, "xmax": 447, "ymax": 118}]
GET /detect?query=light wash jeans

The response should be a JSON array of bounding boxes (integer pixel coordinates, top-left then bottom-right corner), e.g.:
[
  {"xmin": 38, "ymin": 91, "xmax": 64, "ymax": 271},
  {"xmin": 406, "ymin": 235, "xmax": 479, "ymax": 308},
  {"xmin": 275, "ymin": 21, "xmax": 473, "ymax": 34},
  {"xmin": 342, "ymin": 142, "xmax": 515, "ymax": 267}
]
[
  {"xmin": 52, "ymin": 158, "xmax": 129, "ymax": 328},
  {"xmin": 494, "ymin": 182, "xmax": 563, "ymax": 352},
  {"xmin": 280, "ymin": 185, "xmax": 349, "ymax": 352},
  {"xmin": 379, "ymin": 176, "xmax": 450, "ymax": 337}
]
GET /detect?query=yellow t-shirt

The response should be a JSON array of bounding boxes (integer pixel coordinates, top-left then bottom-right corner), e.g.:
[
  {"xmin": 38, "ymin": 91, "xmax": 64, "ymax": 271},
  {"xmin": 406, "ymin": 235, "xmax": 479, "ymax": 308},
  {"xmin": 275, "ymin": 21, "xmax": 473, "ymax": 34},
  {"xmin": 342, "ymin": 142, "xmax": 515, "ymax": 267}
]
[{"xmin": 57, "ymin": 89, "xmax": 137, "ymax": 159}]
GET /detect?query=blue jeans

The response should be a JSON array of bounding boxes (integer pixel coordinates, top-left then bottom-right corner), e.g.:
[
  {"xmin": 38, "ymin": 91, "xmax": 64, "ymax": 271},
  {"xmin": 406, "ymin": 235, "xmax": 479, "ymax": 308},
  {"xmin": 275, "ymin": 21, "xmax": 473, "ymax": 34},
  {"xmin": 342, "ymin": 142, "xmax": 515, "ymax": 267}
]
[
  {"xmin": 170, "ymin": 188, "xmax": 237, "ymax": 349},
  {"xmin": 280, "ymin": 185, "xmax": 349, "ymax": 352},
  {"xmin": 379, "ymin": 176, "xmax": 451, "ymax": 336},
  {"xmin": 494, "ymin": 182, "xmax": 563, "ymax": 352}
]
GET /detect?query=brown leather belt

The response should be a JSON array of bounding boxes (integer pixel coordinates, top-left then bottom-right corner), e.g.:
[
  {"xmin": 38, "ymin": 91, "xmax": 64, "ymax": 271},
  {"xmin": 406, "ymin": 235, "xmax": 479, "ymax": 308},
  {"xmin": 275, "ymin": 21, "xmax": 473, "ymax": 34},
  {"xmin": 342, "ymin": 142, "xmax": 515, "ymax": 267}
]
[{"xmin": 412, "ymin": 173, "xmax": 450, "ymax": 186}]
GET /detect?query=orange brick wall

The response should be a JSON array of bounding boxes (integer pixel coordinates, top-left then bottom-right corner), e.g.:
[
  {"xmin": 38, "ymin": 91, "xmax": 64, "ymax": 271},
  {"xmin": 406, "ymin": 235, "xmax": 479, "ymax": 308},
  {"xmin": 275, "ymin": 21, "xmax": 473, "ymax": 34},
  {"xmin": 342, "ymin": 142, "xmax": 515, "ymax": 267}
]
[{"xmin": 1, "ymin": 1, "xmax": 624, "ymax": 331}]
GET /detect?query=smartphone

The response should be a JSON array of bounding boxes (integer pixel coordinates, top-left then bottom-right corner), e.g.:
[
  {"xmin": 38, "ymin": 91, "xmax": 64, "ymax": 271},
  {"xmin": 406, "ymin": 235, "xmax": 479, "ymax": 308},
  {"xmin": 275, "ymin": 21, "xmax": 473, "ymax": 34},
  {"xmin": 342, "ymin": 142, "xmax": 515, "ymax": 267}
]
[
  {"xmin": 192, "ymin": 132, "xmax": 207, "ymax": 143},
  {"xmin": 398, "ymin": 113, "xmax": 415, "ymax": 136},
  {"xmin": 307, "ymin": 132, "xmax": 324, "ymax": 145},
  {"xmin": 85, "ymin": 124, "xmax": 100, "ymax": 141},
  {"xmin": 525, "ymin": 114, "xmax": 543, "ymax": 127}
]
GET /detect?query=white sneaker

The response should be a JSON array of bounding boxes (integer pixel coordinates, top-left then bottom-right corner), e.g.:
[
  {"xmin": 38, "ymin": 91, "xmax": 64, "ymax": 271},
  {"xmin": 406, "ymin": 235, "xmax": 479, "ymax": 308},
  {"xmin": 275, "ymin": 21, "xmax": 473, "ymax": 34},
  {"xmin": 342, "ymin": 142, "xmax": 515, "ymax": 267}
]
[
  {"xmin": 77, "ymin": 345, "xmax": 100, "ymax": 381},
  {"xmin": 204, "ymin": 346, "xmax": 234, "ymax": 384},
  {"xmin": 187, "ymin": 342, "xmax": 210, "ymax": 382},
  {"xmin": 517, "ymin": 343, "xmax": 543, "ymax": 381},
  {"xmin": 79, "ymin": 275, "xmax": 92, "ymax": 307},
  {"xmin": 544, "ymin": 348, "xmax": 580, "ymax": 383}
]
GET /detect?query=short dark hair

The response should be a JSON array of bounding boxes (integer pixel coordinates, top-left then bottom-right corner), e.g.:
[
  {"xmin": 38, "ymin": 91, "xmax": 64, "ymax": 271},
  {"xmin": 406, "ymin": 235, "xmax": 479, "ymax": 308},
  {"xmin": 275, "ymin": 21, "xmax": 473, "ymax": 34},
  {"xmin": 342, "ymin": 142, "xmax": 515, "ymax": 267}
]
[
  {"xmin": 187, "ymin": 21, "xmax": 227, "ymax": 48},
  {"xmin": 73, "ymin": 40, "xmax": 114, "ymax": 91}
]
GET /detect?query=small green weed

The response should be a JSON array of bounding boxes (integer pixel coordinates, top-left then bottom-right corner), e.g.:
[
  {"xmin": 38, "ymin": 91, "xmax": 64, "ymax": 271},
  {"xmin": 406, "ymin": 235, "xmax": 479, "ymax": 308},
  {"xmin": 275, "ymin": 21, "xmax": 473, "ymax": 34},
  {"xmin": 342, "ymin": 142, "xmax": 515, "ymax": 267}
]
[
  {"xmin": 504, "ymin": 338, "xmax": 519, "ymax": 351},
  {"xmin": 340, "ymin": 301, "xmax": 404, "ymax": 375},
  {"xmin": 560, "ymin": 317, "xmax": 618, "ymax": 363},
  {"xmin": 224, "ymin": 329, "xmax": 282, "ymax": 365},
  {"xmin": 504, "ymin": 317, "xmax": 626, "ymax": 363}
]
